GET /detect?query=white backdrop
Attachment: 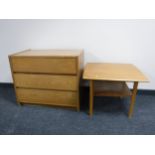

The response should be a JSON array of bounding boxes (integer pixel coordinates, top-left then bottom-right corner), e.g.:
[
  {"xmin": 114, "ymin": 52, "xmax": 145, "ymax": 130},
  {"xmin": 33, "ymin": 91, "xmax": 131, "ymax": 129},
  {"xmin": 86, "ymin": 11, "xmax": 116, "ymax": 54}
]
[{"xmin": 0, "ymin": 19, "xmax": 154, "ymax": 89}]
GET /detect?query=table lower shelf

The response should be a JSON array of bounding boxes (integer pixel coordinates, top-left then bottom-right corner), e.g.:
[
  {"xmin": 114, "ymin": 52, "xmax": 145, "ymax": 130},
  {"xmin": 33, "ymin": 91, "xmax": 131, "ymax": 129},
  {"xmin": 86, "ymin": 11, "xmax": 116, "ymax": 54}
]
[{"xmin": 94, "ymin": 81, "xmax": 132, "ymax": 97}]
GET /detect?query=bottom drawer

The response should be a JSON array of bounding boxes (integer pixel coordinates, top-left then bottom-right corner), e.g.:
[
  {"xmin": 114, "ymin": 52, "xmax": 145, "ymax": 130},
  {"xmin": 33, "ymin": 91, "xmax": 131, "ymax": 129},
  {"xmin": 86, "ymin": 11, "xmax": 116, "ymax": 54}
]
[{"xmin": 16, "ymin": 88, "xmax": 78, "ymax": 107}]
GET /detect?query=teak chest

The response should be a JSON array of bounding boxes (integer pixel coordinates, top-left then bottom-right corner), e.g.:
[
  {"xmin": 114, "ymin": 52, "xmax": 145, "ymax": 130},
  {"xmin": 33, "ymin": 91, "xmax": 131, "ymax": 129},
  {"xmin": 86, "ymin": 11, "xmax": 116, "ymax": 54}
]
[{"xmin": 9, "ymin": 49, "xmax": 84, "ymax": 110}]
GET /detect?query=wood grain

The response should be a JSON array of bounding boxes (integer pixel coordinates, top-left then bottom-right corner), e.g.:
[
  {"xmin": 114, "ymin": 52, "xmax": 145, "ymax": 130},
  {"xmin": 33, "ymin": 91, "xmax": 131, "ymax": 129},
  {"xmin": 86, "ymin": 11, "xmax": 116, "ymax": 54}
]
[
  {"xmin": 94, "ymin": 81, "xmax": 132, "ymax": 97},
  {"xmin": 89, "ymin": 80, "xmax": 94, "ymax": 116},
  {"xmin": 13, "ymin": 49, "xmax": 83, "ymax": 57},
  {"xmin": 83, "ymin": 63, "xmax": 148, "ymax": 117},
  {"xmin": 83, "ymin": 63, "xmax": 149, "ymax": 82},
  {"xmin": 9, "ymin": 56, "xmax": 21, "ymax": 105},
  {"xmin": 128, "ymin": 82, "xmax": 138, "ymax": 118},
  {"xmin": 9, "ymin": 49, "xmax": 84, "ymax": 110},
  {"xmin": 11, "ymin": 57, "xmax": 77, "ymax": 74},
  {"xmin": 14, "ymin": 73, "xmax": 78, "ymax": 91},
  {"xmin": 16, "ymin": 88, "xmax": 77, "ymax": 107}
]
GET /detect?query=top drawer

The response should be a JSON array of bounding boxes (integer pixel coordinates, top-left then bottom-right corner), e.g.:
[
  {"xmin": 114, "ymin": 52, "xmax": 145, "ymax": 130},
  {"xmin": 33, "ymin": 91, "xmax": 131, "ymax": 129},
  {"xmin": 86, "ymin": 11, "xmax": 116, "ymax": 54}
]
[{"xmin": 10, "ymin": 57, "xmax": 77, "ymax": 74}]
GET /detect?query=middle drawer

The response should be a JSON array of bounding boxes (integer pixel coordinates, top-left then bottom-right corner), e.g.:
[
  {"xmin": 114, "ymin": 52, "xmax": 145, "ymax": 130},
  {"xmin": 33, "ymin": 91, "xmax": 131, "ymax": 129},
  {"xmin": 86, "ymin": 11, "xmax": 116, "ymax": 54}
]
[{"xmin": 14, "ymin": 73, "xmax": 78, "ymax": 91}]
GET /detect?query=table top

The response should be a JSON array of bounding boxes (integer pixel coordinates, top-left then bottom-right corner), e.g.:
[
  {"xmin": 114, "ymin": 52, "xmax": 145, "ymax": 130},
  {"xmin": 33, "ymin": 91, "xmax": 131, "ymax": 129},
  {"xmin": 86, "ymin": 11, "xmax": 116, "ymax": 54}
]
[
  {"xmin": 83, "ymin": 63, "xmax": 149, "ymax": 82},
  {"xmin": 11, "ymin": 49, "xmax": 83, "ymax": 57}
]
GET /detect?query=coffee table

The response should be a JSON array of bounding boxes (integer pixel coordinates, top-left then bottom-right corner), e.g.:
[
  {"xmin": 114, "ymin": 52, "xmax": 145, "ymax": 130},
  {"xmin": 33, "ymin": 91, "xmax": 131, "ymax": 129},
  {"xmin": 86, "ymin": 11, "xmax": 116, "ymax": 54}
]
[{"xmin": 83, "ymin": 63, "xmax": 149, "ymax": 118}]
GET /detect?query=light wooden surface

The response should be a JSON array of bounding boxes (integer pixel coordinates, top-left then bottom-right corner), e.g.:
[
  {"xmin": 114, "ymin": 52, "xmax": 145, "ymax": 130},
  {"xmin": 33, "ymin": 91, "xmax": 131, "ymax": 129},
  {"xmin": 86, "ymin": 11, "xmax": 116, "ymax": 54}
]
[
  {"xmin": 94, "ymin": 81, "xmax": 132, "ymax": 97},
  {"xmin": 16, "ymin": 88, "xmax": 77, "ymax": 107},
  {"xmin": 9, "ymin": 56, "xmax": 20, "ymax": 105},
  {"xmin": 12, "ymin": 49, "xmax": 83, "ymax": 57},
  {"xmin": 89, "ymin": 80, "xmax": 94, "ymax": 116},
  {"xmin": 128, "ymin": 82, "xmax": 138, "ymax": 118},
  {"xmin": 14, "ymin": 73, "xmax": 78, "ymax": 91},
  {"xmin": 83, "ymin": 62, "xmax": 148, "ymax": 118},
  {"xmin": 11, "ymin": 57, "xmax": 77, "ymax": 74},
  {"xmin": 9, "ymin": 49, "xmax": 84, "ymax": 110},
  {"xmin": 83, "ymin": 63, "xmax": 148, "ymax": 82}
]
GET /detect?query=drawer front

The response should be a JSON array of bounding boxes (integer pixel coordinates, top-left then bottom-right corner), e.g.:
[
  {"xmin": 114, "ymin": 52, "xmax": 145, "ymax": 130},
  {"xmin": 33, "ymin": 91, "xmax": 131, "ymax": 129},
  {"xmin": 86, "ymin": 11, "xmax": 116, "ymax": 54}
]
[
  {"xmin": 11, "ymin": 57, "xmax": 77, "ymax": 74},
  {"xmin": 17, "ymin": 88, "xmax": 77, "ymax": 107},
  {"xmin": 14, "ymin": 73, "xmax": 78, "ymax": 91}
]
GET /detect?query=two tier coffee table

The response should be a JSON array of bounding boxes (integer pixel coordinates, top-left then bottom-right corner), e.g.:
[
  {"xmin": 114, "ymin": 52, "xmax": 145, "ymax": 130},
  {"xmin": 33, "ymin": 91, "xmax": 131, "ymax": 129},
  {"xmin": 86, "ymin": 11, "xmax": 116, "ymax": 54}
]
[{"xmin": 83, "ymin": 63, "xmax": 148, "ymax": 118}]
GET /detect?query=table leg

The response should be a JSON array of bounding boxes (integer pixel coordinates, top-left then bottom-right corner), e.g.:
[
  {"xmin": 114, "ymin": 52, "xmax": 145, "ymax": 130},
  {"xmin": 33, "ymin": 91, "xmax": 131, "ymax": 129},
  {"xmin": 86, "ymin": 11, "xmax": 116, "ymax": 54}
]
[
  {"xmin": 128, "ymin": 82, "xmax": 138, "ymax": 118},
  {"xmin": 89, "ymin": 80, "xmax": 94, "ymax": 116}
]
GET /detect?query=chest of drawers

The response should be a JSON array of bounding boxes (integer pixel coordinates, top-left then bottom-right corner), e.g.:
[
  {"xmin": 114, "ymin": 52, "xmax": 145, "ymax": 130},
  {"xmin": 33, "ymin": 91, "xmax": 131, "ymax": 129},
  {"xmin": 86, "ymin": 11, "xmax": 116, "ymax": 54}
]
[{"xmin": 9, "ymin": 49, "xmax": 84, "ymax": 110}]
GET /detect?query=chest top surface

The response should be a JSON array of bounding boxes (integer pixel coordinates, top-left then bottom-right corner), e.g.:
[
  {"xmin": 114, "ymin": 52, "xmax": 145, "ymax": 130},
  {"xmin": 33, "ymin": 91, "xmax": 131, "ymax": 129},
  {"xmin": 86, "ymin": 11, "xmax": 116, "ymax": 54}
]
[{"xmin": 11, "ymin": 49, "xmax": 83, "ymax": 58}]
